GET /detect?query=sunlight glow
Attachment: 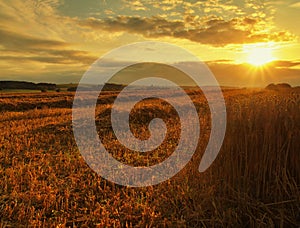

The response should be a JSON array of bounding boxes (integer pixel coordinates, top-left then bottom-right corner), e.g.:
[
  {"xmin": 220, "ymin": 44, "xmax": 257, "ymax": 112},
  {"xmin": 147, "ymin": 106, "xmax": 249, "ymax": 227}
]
[{"xmin": 243, "ymin": 43, "xmax": 276, "ymax": 66}]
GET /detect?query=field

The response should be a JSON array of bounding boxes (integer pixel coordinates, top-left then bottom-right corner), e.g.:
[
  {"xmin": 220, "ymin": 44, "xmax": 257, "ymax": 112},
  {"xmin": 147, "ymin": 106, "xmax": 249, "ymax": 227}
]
[{"xmin": 0, "ymin": 88, "xmax": 299, "ymax": 227}]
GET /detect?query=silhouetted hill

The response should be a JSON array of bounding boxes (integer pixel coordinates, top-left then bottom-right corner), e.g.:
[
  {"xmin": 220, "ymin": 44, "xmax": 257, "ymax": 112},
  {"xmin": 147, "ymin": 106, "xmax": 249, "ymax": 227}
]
[
  {"xmin": 0, "ymin": 81, "xmax": 56, "ymax": 90},
  {"xmin": 67, "ymin": 83, "xmax": 125, "ymax": 92},
  {"xmin": 265, "ymin": 83, "xmax": 292, "ymax": 90}
]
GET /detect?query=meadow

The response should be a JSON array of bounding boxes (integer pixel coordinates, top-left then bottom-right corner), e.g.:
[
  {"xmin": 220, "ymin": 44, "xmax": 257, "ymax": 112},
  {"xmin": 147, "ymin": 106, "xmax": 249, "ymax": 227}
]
[{"xmin": 0, "ymin": 88, "xmax": 299, "ymax": 227}]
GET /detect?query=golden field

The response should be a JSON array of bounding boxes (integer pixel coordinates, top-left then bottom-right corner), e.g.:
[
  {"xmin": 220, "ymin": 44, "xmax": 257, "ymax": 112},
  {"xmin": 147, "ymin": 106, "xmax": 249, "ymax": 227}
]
[{"xmin": 0, "ymin": 88, "xmax": 299, "ymax": 227}]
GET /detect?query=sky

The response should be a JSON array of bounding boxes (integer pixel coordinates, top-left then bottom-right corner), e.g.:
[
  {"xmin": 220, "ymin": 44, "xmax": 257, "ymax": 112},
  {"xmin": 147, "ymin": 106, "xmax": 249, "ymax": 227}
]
[{"xmin": 0, "ymin": 0, "xmax": 299, "ymax": 87}]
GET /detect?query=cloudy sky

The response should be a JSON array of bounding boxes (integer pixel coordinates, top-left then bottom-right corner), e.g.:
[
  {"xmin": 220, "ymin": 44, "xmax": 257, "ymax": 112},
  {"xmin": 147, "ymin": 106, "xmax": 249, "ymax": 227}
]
[{"xmin": 0, "ymin": 0, "xmax": 299, "ymax": 86}]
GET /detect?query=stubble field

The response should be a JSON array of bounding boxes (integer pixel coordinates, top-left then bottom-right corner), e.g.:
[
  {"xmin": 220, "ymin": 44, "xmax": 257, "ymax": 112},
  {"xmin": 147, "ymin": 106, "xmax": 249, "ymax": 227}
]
[{"xmin": 0, "ymin": 88, "xmax": 299, "ymax": 227}]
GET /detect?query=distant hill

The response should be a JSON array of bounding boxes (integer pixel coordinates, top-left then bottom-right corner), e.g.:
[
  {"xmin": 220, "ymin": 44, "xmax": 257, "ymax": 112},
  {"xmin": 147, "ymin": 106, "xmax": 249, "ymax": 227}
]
[
  {"xmin": 67, "ymin": 83, "xmax": 126, "ymax": 92},
  {"xmin": 265, "ymin": 83, "xmax": 292, "ymax": 90},
  {"xmin": 0, "ymin": 81, "xmax": 56, "ymax": 91}
]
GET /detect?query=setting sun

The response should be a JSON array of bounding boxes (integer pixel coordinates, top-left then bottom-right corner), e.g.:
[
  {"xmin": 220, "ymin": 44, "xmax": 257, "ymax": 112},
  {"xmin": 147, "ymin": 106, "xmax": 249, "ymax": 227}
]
[{"xmin": 243, "ymin": 43, "xmax": 276, "ymax": 66}]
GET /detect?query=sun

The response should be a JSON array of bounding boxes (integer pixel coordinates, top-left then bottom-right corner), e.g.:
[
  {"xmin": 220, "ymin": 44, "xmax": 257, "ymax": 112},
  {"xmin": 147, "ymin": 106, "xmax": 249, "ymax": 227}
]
[{"xmin": 243, "ymin": 43, "xmax": 276, "ymax": 66}]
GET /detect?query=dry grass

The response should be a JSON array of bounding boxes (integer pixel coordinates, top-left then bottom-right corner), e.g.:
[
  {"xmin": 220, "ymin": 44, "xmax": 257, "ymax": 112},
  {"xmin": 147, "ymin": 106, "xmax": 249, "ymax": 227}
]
[{"xmin": 0, "ymin": 89, "xmax": 299, "ymax": 227}]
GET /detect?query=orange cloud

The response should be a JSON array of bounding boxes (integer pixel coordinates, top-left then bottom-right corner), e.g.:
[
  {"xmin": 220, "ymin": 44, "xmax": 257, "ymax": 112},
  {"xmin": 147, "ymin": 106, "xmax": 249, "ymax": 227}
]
[
  {"xmin": 207, "ymin": 60, "xmax": 300, "ymax": 86},
  {"xmin": 79, "ymin": 16, "xmax": 295, "ymax": 47},
  {"xmin": 0, "ymin": 28, "xmax": 67, "ymax": 50}
]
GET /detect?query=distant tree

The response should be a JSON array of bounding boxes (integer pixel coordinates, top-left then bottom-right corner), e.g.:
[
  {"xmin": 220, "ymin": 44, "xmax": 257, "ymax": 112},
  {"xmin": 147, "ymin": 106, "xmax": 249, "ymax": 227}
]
[
  {"xmin": 41, "ymin": 89, "xmax": 47, "ymax": 92},
  {"xmin": 37, "ymin": 83, "xmax": 56, "ymax": 90},
  {"xmin": 56, "ymin": 88, "xmax": 61, "ymax": 92},
  {"xmin": 67, "ymin": 87, "xmax": 77, "ymax": 91},
  {"xmin": 0, "ymin": 81, "xmax": 57, "ymax": 90}
]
